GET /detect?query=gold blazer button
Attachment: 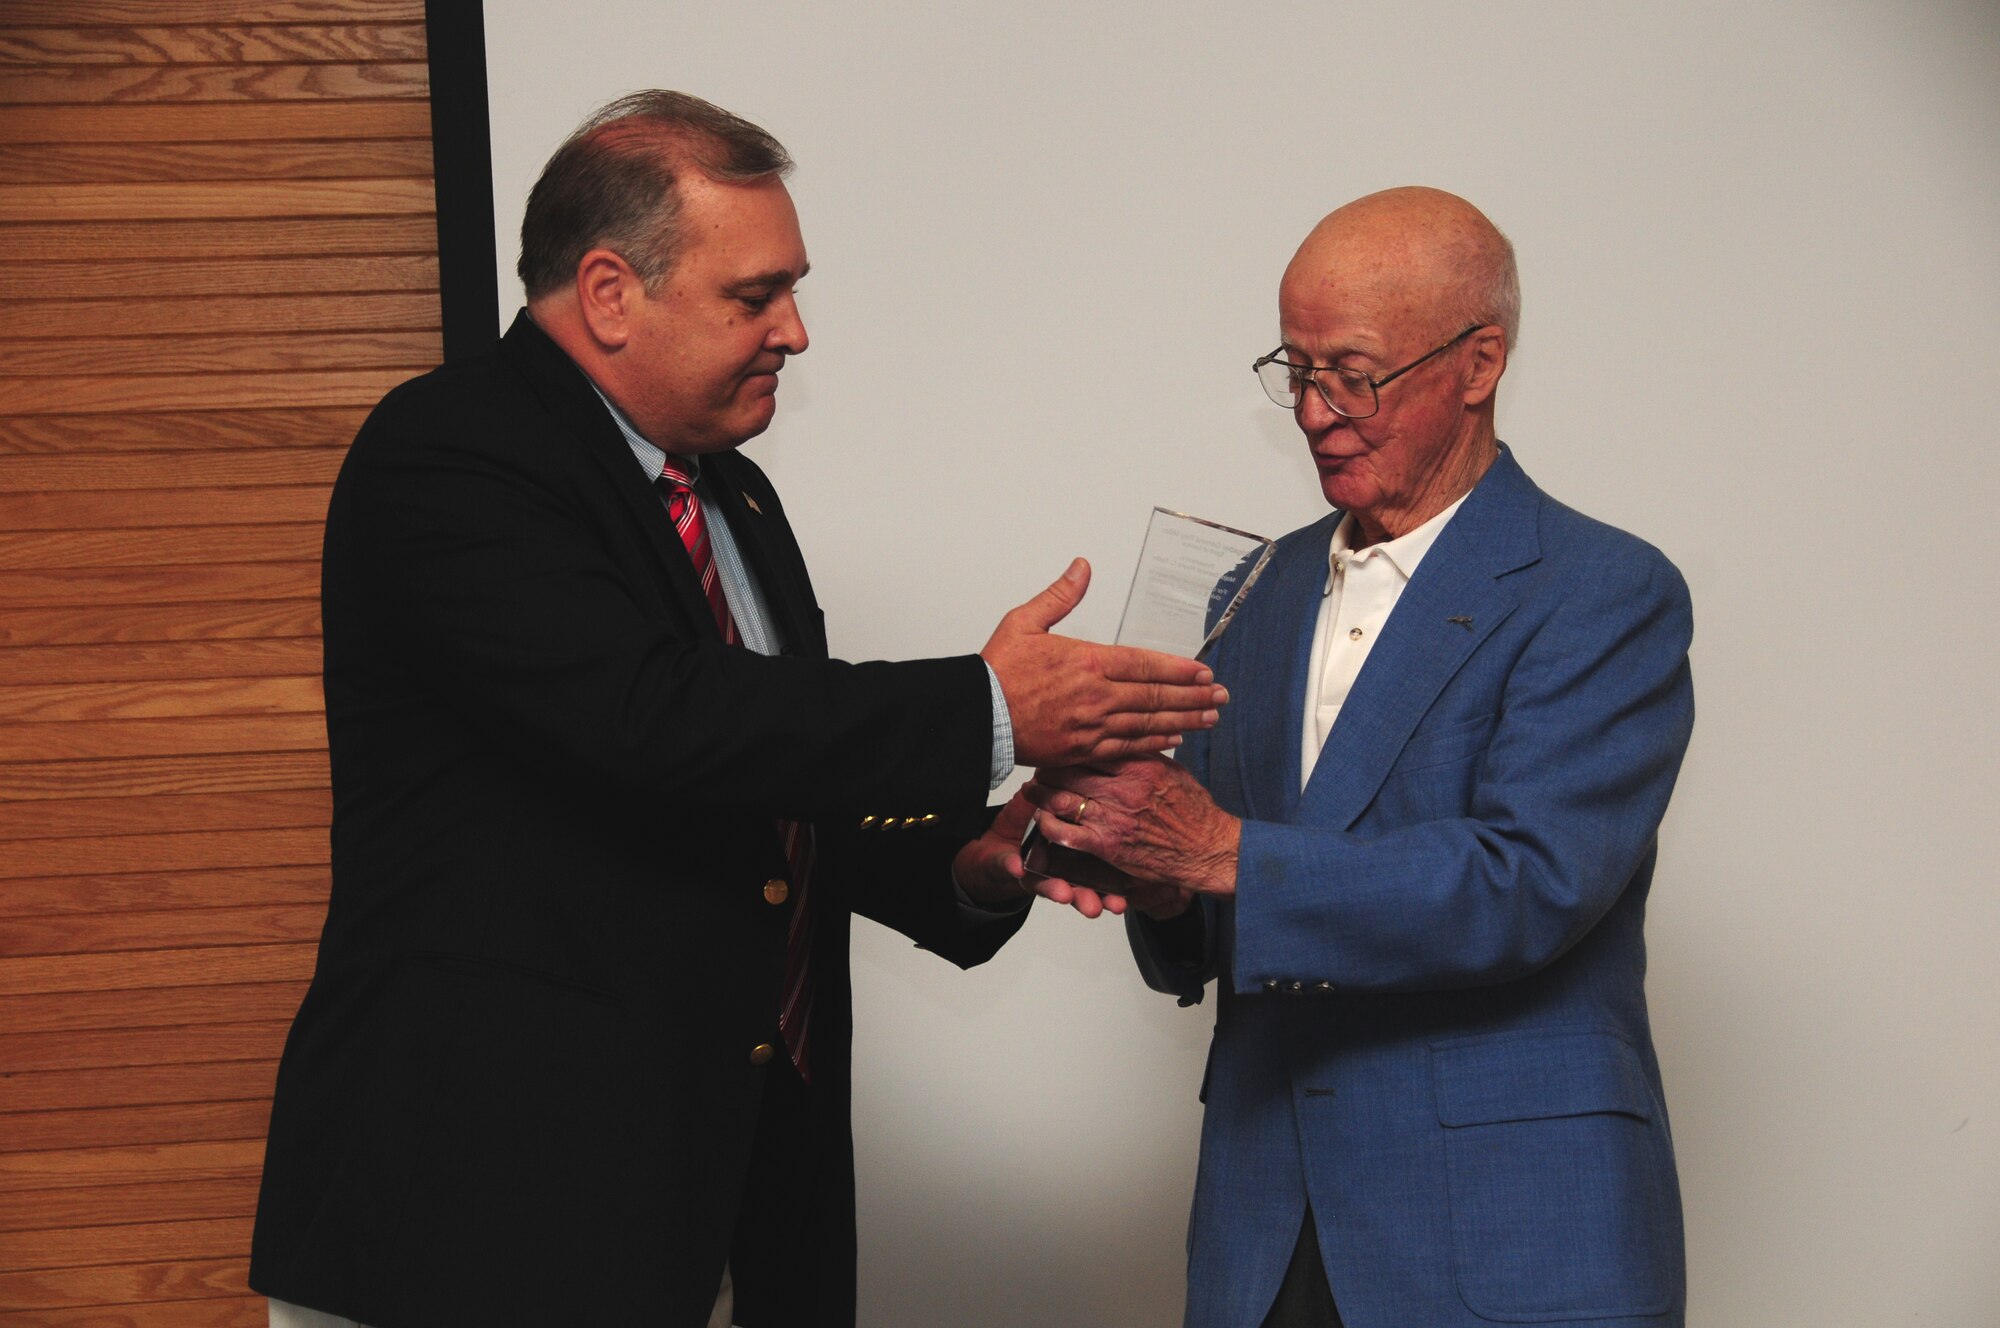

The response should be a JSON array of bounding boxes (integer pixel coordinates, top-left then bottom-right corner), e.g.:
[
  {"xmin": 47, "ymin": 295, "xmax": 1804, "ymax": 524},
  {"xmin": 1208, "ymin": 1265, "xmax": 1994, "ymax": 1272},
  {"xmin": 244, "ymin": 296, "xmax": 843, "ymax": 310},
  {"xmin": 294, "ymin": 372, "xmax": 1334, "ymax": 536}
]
[
  {"xmin": 763, "ymin": 878, "xmax": 789, "ymax": 905},
  {"xmin": 750, "ymin": 1043, "xmax": 776, "ymax": 1066}
]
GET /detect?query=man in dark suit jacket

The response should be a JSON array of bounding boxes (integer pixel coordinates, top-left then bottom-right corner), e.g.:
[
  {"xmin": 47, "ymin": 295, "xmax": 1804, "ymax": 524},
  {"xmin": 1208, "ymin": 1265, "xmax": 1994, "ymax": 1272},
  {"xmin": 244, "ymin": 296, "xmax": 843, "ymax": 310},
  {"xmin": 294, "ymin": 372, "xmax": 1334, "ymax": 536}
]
[
  {"xmin": 249, "ymin": 91, "xmax": 1225, "ymax": 1328},
  {"xmin": 1030, "ymin": 189, "xmax": 1693, "ymax": 1327}
]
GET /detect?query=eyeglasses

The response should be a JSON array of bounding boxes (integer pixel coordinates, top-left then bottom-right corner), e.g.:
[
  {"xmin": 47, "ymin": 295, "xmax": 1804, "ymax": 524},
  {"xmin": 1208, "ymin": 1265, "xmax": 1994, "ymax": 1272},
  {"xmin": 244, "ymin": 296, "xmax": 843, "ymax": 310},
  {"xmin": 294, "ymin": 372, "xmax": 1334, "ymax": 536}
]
[{"xmin": 1252, "ymin": 324, "xmax": 1487, "ymax": 419}]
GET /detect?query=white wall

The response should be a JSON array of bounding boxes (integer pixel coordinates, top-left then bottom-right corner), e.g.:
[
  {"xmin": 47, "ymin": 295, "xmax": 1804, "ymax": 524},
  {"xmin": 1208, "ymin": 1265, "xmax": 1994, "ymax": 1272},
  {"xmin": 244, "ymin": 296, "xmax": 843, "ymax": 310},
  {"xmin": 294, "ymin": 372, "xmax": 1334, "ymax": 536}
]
[{"xmin": 482, "ymin": 3, "xmax": 2000, "ymax": 1321}]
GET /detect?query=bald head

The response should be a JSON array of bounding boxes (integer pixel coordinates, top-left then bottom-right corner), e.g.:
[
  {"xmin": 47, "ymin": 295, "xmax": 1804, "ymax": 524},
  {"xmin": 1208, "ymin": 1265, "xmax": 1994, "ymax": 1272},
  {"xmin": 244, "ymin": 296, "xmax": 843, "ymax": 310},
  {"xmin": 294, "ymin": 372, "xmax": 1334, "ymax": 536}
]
[{"xmin": 1283, "ymin": 187, "xmax": 1518, "ymax": 351}]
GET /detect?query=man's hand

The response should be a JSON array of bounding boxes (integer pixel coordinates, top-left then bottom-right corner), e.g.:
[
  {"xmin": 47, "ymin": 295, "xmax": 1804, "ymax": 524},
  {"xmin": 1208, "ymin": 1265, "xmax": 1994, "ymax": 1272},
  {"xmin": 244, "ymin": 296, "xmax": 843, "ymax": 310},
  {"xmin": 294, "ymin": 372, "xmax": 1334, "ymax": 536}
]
[
  {"xmin": 1026, "ymin": 757, "xmax": 1241, "ymax": 896},
  {"xmin": 982, "ymin": 559, "xmax": 1228, "ymax": 768},
  {"xmin": 951, "ymin": 790, "xmax": 1037, "ymax": 907},
  {"xmin": 1039, "ymin": 854, "xmax": 1196, "ymax": 921},
  {"xmin": 952, "ymin": 787, "xmax": 1196, "ymax": 921}
]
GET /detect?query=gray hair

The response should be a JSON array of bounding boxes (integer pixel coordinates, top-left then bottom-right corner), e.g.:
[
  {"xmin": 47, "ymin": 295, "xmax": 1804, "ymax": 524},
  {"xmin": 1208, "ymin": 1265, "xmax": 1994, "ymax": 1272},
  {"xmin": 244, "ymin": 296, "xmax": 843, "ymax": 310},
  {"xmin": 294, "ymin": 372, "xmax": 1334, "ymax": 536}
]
[
  {"xmin": 1455, "ymin": 225, "xmax": 1521, "ymax": 351},
  {"xmin": 517, "ymin": 90, "xmax": 793, "ymax": 300}
]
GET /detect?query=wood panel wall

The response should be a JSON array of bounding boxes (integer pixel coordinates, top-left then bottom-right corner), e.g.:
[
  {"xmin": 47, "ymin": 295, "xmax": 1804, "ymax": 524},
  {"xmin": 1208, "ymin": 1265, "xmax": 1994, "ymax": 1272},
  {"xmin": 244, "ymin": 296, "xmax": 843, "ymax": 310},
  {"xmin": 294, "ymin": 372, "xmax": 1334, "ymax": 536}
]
[{"xmin": 0, "ymin": 3, "xmax": 442, "ymax": 1323}]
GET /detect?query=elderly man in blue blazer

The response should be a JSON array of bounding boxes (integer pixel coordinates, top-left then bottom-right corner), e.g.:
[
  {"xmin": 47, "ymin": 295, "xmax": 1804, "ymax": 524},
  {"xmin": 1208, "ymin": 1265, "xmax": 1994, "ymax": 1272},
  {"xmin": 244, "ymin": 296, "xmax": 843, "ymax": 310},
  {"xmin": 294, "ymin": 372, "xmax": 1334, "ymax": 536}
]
[{"xmin": 1029, "ymin": 188, "xmax": 1694, "ymax": 1328}]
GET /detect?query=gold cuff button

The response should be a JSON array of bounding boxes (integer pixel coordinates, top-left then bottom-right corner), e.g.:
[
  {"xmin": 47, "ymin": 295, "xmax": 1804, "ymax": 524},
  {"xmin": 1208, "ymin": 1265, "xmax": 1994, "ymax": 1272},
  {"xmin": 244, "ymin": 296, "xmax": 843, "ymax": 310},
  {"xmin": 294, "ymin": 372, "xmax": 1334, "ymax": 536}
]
[
  {"xmin": 750, "ymin": 1043, "xmax": 776, "ymax": 1066},
  {"xmin": 763, "ymin": 878, "xmax": 789, "ymax": 905}
]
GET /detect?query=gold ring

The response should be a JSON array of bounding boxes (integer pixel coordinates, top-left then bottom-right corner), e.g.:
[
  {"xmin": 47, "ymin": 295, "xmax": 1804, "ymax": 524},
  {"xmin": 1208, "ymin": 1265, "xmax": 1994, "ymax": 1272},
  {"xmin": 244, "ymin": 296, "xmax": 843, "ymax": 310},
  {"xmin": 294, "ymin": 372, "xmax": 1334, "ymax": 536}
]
[{"xmin": 1074, "ymin": 798, "xmax": 1089, "ymax": 822}]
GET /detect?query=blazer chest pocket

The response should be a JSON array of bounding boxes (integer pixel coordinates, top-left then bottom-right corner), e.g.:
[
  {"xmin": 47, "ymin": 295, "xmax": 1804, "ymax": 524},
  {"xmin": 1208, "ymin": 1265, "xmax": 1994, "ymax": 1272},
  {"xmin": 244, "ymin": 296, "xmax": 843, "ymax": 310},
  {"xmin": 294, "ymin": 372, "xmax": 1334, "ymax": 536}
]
[
  {"xmin": 1368, "ymin": 713, "xmax": 1495, "ymax": 825},
  {"xmin": 1432, "ymin": 1030, "xmax": 1680, "ymax": 1322},
  {"xmin": 1390, "ymin": 711, "xmax": 1495, "ymax": 777}
]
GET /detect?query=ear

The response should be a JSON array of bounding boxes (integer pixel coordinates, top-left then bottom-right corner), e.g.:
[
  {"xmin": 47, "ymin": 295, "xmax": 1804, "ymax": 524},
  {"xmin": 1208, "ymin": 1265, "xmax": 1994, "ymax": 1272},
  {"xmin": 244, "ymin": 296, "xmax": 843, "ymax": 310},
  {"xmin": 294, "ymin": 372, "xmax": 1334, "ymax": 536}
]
[
  {"xmin": 574, "ymin": 248, "xmax": 642, "ymax": 349},
  {"xmin": 1460, "ymin": 326, "xmax": 1508, "ymax": 407}
]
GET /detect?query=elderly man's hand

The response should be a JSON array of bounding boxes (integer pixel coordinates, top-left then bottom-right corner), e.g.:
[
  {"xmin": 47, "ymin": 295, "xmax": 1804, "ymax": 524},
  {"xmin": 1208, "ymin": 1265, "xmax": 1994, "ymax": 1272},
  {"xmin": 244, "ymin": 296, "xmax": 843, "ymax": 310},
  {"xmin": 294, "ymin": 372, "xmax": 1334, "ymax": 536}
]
[
  {"xmin": 1025, "ymin": 837, "xmax": 1196, "ymax": 921},
  {"xmin": 951, "ymin": 790, "xmax": 1193, "ymax": 920},
  {"xmin": 981, "ymin": 560, "xmax": 1228, "ymax": 768},
  {"xmin": 1026, "ymin": 757, "xmax": 1240, "ymax": 897}
]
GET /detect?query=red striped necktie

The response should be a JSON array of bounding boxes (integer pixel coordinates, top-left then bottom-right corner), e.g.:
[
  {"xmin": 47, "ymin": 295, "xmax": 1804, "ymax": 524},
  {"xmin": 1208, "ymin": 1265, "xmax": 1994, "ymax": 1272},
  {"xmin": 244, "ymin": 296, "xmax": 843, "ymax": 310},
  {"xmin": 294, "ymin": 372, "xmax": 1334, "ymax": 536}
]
[
  {"xmin": 656, "ymin": 459, "xmax": 816, "ymax": 1083},
  {"xmin": 657, "ymin": 459, "xmax": 737, "ymax": 647}
]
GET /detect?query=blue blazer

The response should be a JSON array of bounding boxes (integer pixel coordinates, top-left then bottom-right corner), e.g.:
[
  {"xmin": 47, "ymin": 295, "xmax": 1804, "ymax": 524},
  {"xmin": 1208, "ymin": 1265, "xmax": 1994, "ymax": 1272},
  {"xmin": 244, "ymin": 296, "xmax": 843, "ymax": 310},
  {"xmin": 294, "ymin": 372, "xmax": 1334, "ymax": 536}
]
[{"xmin": 1131, "ymin": 449, "xmax": 1693, "ymax": 1327}]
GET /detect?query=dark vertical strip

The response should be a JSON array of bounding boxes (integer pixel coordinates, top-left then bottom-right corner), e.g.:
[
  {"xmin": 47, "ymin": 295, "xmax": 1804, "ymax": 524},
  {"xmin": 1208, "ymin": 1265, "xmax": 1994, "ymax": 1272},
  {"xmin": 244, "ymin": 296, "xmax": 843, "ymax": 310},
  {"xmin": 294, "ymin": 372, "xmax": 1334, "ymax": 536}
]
[{"xmin": 425, "ymin": 0, "xmax": 500, "ymax": 361}]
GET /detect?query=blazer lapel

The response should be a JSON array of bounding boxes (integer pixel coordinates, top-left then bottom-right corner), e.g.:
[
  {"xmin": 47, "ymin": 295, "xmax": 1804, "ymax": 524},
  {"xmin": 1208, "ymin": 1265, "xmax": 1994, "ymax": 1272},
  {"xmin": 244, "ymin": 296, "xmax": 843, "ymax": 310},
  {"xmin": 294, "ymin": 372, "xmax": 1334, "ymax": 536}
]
[
  {"xmin": 1228, "ymin": 512, "xmax": 1340, "ymax": 825},
  {"xmin": 1299, "ymin": 448, "xmax": 1542, "ymax": 831},
  {"xmin": 500, "ymin": 312, "xmax": 726, "ymax": 639},
  {"xmin": 703, "ymin": 454, "xmax": 824, "ymax": 659}
]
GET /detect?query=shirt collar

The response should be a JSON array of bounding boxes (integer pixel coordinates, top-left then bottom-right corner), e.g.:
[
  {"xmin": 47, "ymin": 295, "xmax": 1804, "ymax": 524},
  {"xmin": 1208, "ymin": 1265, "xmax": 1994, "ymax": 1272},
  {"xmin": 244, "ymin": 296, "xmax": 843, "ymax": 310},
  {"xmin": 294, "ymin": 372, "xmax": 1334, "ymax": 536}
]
[
  {"xmin": 1325, "ymin": 490, "xmax": 1471, "ymax": 591},
  {"xmin": 585, "ymin": 381, "xmax": 700, "ymax": 487}
]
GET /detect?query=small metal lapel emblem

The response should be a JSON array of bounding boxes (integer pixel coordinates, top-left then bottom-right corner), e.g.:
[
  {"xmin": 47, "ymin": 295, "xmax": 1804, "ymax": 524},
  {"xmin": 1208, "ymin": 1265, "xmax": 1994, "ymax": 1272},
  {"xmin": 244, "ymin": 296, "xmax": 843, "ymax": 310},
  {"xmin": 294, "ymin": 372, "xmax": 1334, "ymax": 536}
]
[
  {"xmin": 743, "ymin": 493, "xmax": 763, "ymax": 515},
  {"xmin": 1447, "ymin": 615, "xmax": 1474, "ymax": 631}
]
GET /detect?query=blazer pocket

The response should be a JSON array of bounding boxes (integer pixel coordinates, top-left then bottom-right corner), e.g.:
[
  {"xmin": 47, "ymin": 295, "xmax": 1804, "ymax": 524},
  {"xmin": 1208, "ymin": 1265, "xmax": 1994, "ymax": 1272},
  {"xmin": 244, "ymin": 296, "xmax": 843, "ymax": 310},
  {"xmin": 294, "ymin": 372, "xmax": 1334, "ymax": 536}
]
[
  {"xmin": 1367, "ymin": 713, "xmax": 1496, "ymax": 825},
  {"xmin": 1389, "ymin": 711, "xmax": 1496, "ymax": 778},
  {"xmin": 1432, "ymin": 1029, "xmax": 1679, "ymax": 1322},
  {"xmin": 411, "ymin": 950, "xmax": 624, "ymax": 1005},
  {"xmin": 386, "ymin": 953, "xmax": 641, "ymax": 1309}
]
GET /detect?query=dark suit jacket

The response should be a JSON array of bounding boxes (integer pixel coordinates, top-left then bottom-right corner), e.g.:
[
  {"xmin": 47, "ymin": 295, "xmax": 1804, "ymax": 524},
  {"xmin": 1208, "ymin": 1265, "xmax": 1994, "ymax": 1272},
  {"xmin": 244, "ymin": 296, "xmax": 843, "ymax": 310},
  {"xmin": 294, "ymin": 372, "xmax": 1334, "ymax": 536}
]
[
  {"xmin": 1131, "ymin": 450, "xmax": 1693, "ymax": 1327},
  {"xmin": 249, "ymin": 312, "xmax": 1025, "ymax": 1328}
]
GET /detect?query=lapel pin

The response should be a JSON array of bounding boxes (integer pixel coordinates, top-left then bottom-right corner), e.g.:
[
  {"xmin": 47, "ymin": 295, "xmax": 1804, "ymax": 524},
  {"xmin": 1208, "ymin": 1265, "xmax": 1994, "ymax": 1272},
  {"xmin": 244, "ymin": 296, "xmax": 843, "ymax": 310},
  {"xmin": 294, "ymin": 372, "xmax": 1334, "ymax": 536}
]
[
  {"xmin": 1447, "ymin": 615, "xmax": 1474, "ymax": 631},
  {"xmin": 743, "ymin": 493, "xmax": 763, "ymax": 515}
]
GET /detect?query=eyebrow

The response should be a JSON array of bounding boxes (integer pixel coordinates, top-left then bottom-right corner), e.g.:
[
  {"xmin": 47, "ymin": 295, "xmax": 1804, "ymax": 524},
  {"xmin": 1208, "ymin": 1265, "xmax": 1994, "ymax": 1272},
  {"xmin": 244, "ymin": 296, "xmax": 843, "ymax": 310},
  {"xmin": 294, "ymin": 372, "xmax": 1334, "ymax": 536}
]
[
  {"xmin": 724, "ymin": 263, "xmax": 810, "ymax": 294},
  {"xmin": 1282, "ymin": 338, "xmax": 1380, "ymax": 367}
]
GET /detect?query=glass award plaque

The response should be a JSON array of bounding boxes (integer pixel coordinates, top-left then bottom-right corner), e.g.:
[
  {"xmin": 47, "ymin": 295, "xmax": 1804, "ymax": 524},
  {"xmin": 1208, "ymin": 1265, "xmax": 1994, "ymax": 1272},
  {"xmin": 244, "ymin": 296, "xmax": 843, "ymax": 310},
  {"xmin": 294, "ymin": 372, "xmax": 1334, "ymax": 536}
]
[
  {"xmin": 1019, "ymin": 508, "xmax": 1273, "ymax": 881},
  {"xmin": 1114, "ymin": 507, "xmax": 1275, "ymax": 662}
]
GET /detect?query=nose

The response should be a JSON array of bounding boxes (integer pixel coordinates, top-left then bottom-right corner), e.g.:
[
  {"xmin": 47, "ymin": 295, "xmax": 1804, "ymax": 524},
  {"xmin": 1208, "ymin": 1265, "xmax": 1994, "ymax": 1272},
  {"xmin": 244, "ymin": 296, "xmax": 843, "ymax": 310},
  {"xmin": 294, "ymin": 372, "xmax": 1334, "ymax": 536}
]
[
  {"xmin": 766, "ymin": 294, "xmax": 808, "ymax": 356},
  {"xmin": 1295, "ymin": 378, "xmax": 1340, "ymax": 433}
]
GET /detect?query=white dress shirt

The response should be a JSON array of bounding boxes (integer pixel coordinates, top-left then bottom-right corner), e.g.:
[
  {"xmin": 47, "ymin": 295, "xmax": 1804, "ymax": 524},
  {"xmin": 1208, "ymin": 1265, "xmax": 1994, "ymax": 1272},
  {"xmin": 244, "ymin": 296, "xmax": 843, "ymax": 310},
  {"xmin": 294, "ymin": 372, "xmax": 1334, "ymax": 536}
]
[{"xmin": 1301, "ymin": 494, "xmax": 1470, "ymax": 788}]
